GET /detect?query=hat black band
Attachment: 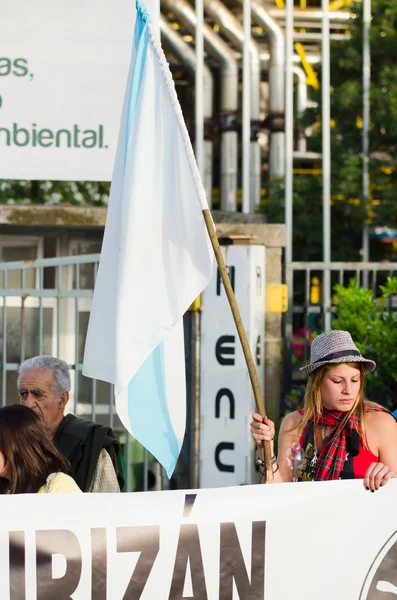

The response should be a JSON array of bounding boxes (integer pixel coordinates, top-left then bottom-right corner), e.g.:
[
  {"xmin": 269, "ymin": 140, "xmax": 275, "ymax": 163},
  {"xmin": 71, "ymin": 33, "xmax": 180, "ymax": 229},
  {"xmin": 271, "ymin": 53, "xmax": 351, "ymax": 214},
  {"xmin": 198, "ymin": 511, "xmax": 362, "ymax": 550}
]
[{"xmin": 313, "ymin": 349, "xmax": 361, "ymax": 364}]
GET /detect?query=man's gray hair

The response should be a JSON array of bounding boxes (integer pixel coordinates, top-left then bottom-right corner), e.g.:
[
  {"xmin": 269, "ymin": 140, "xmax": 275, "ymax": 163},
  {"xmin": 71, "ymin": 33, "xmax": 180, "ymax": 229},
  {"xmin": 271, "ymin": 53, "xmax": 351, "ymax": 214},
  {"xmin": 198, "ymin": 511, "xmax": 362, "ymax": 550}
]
[{"xmin": 18, "ymin": 355, "xmax": 71, "ymax": 397}]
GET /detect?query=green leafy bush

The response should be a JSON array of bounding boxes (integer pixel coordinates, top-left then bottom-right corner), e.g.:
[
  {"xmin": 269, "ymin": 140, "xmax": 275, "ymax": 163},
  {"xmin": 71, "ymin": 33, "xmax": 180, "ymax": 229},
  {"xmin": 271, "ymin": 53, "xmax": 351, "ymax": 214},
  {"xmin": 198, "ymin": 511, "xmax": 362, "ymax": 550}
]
[
  {"xmin": 333, "ymin": 277, "xmax": 397, "ymax": 408},
  {"xmin": 0, "ymin": 180, "xmax": 110, "ymax": 206}
]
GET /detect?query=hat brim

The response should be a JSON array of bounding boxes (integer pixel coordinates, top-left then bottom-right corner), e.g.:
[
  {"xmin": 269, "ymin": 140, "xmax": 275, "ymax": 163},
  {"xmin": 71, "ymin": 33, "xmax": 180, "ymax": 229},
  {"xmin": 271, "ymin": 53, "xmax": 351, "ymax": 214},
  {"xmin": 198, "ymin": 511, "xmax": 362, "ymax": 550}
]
[{"xmin": 299, "ymin": 355, "xmax": 376, "ymax": 376}]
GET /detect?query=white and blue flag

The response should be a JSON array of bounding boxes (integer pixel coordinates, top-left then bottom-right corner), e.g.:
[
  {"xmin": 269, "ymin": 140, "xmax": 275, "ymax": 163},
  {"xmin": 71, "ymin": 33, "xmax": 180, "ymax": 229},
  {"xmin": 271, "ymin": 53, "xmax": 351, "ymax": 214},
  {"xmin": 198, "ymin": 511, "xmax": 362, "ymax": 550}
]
[{"xmin": 83, "ymin": 1, "xmax": 213, "ymax": 477}]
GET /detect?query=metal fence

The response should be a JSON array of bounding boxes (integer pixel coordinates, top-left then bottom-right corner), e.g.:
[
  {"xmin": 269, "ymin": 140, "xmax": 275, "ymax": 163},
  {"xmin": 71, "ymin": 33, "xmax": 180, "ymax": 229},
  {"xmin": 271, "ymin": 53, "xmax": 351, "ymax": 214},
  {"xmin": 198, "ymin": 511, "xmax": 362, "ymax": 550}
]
[
  {"xmin": 284, "ymin": 261, "xmax": 397, "ymax": 395},
  {"xmin": 0, "ymin": 252, "xmax": 158, "ymax": 492},
  {"xmin": 10, "ymin": 255, "xmax": 393, "ymax": 485}
]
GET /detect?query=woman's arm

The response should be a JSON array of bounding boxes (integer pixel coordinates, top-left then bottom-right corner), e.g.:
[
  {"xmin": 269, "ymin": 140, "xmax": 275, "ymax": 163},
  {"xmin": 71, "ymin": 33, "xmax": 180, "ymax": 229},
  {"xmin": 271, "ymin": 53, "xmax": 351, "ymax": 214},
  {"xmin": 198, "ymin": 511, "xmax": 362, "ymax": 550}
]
[
  {"xmin": 364, "ymin": 411, "xmax": 397, "ymax": 491},
  {"xmin": 250, "ymin": 412, "xmax": 302, "ymax": 483}
]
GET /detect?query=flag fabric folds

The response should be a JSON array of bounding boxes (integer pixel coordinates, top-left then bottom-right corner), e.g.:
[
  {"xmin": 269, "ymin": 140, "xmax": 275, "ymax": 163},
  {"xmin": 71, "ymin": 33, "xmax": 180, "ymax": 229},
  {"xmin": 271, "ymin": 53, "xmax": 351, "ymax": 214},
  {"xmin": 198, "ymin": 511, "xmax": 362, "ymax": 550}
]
[{"xmin": 82, "ymin": 0, "xmax": 214, "ymax": 477}]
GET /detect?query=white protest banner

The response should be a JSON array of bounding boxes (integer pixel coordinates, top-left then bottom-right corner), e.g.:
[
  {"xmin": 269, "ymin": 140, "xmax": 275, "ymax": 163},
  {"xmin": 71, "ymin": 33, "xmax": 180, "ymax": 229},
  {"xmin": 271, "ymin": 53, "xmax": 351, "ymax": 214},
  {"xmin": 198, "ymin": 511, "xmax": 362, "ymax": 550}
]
[
  {"xmin": 1, "ymin": 480, "xmax": 397, "ymax": 599},
  {"xmin": 0, "ymin": 0, "xmax": 158, "ymax": 181}
]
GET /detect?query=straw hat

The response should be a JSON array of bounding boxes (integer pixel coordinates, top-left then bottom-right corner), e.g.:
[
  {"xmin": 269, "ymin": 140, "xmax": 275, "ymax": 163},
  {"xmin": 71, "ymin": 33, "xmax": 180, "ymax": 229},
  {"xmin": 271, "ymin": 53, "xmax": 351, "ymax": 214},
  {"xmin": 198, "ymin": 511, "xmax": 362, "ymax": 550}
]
[{"xmin": 300, "ymin": 330, "xmax": 376, "ymax": 375}]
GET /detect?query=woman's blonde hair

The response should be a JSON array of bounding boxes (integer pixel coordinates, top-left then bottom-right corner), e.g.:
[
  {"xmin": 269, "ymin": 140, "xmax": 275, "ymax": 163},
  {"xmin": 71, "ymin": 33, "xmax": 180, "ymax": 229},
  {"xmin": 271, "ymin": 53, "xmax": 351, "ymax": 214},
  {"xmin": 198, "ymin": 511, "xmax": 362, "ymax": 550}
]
[{"xmin": 299, "ymin": 362, "xmax": 370, "ymax": 446}]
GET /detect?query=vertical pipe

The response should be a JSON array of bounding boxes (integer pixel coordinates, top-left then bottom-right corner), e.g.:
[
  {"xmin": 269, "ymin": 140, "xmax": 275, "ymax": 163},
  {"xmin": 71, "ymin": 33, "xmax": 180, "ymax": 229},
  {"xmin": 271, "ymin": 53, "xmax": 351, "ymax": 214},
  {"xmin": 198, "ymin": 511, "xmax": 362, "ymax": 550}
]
[
  {"xmin": 20, "ymin": 297, "xmax": 26, "ymax": 364},
  {"xmin": 20, "ymin": 268, "xmax": 26, "ymax": 364},
  {"xmin": 285, "ymin": 0, "xmax": 294, "ymax": 263},
  {"xmin": 189, "ymin": 310, "xmax": 201, "ymax": 489},
  {"xmin": 250, "ymin": 1, "xmax": 285, "ymax": 179},
  {"xmin": 284, "ymin": 263, "xmax": 294, "ymax": 396},
  {"xmin": 2, "ymin": 272, "xmax": 7, "ymax": 407},
  {"xmin": 242, "ymin": 0, "xmax": 251, "ymax": 214},
  {"xmin": 161, "ymin": 466, "xmax": 170, "ymax": 491},
  {"xmin": 292, "ymin": 66, "xmax": 308, "ymax": 152},
  {"xmin": 160, "ymin": 15, "xmax": 214, "ymax": 203},
  {"xmin": 304, "ymin": 269, "xmax": 310, "ymax": 363},
  {"xmin": 195, "ymin": 0, "xmax": 204, "ymax": 179},
  {"xmin": 372, "ymin": 269, "xmax": 377, "ymax": 295},
  {"xmin": 203, "ymin": 0, "xmax": 261, "ymax": 209},
  {"xmin": 143, "ymin": 448, "xmax": 149, "ymax": 491},
  {"xmin": 91, "ymin": 379, "xmax": 97, "ymax": 421},
  {"xmin": 193, "ymin": 0, "xmax": 204, "ymax": 492},
  {"xmin": 56, "ymin": 266, "xmax": 60, "ymax": 358},
  {"xmin": 322, "ymin": 0, "xmax": 331, "ymax": 331},
  {"xmin": 126, "ymin": 433, "xmax": 131, "ymax": 492},
  {"xmin": 39, "ymin": 267, "xmax": 43, "ymax": 354},
  {"xmin": 161, "ymin": 0, "xmax": 238, "ymax": 212},
  {"xmin": 362, "ymin": 0, "xmax": 371, "ymax": 286},
  {"xmin": 109, "ymin": 383, "xmax": 114, "ymax": 429},
  {"xmin": 91, "ymin": 261, "xmax": 98, "ymax": 421},
  {"xmin": 74, "ymin": 264, "xmax": 80, "ymax": 414}
]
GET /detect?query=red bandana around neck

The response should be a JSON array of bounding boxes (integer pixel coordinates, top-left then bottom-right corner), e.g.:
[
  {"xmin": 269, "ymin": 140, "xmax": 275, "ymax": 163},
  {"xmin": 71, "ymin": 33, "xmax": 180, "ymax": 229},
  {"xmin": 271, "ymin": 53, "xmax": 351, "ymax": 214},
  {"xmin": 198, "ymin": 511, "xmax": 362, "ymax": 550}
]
[{"xmin": 300, "ymin": 403, "xmax": 384, "ymax": 481}]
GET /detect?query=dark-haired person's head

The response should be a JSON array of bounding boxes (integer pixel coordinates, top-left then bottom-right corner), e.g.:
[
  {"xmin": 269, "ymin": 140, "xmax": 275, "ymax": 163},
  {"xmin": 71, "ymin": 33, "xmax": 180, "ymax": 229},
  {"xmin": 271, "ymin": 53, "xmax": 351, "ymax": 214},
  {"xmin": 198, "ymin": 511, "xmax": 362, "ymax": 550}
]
[{"xmin": 0, "ymin": 404, "xmax": 70, "ymax": 494}]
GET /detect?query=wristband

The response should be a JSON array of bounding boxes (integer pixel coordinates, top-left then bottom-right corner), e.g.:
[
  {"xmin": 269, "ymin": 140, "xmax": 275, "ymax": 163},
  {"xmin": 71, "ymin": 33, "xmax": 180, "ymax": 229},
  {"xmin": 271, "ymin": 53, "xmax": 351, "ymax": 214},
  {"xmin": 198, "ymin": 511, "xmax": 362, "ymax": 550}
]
[{"xmin": 256, "ymin": 455, "xmax": 277, "ymax": 467}]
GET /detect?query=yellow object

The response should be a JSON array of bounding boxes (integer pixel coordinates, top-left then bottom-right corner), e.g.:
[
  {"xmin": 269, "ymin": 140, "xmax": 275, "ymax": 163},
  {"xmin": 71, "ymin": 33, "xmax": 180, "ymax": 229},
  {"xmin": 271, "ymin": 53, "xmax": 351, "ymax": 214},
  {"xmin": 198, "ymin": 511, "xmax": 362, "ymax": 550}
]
[
  {"xmin": 293, "ymin": 168, "xmax": 322, "ymax": 175},
  {"xmin": 265, "ymin": 284, "xmax": 288, "ymax": 313},
  {"xmin": 38, "ymin": 472, "xmax": 82, "ymax": 494},
  {"xmin": 188, "ymin": 295, "xmax": 202, "ymax": 311},
  {"xmin": 329, "ymin": 0, "xmax": 361, "ymax": 10},
  {"xmin": 328, "ymin": 0, "xmax": 347, "ymax": 9},
  {"xmin": 295, "ymin": 42, "xmax": 320, "ymax": 89},
  {"xmin": 381, "ymin": 166, "xmax": 393, "ymax": 175},
  {"xmin": 310, "ymin": 277, "xmax": 321, "ymax": 304}
]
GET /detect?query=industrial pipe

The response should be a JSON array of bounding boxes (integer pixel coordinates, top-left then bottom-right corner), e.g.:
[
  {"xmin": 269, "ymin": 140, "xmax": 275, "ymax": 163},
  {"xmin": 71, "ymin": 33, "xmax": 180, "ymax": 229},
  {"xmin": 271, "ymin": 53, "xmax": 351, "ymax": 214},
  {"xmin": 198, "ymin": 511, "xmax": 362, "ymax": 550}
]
[
  {"xmin": 292, "ymin": 66, "xmax": 308, "ymax": 152},
  {"xmin": 250, "ymin": 0, "xmax": 285, "ymax": 178},
  {"xmin": 160, "ymin": 15, "xmax": 214, "ymax": 203},
  {"xmin": 204, "ymin": 0, "xmax": 261, "ymax": 209},
  {"xmin": 162, "ymin": 0, "xmax": 239, "ymax": 211}
]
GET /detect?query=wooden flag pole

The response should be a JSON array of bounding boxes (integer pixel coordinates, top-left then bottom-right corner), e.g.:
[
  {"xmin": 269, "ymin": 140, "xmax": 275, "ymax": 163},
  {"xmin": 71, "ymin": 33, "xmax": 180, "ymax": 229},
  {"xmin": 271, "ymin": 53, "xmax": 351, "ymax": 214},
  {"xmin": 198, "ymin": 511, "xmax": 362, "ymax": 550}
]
[{"xmin": 202, "ymin": 209, "xmax": 273, "ymax": 482}]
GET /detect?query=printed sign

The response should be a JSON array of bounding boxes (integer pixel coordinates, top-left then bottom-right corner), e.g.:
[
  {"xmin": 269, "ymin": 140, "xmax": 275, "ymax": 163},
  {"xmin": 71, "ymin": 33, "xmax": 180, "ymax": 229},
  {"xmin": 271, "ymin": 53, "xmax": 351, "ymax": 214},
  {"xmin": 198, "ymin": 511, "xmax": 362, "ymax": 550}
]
[
  {"xmin": 200, "ymin": 245, "xmax": 266, "ymax": 488},
  {"xmin": 0, "ymin": 0, "xmax": 158, "ymax": 181},
  {"xmin": 1, "ymin": 480, "xmax": 397, "ymax": 599}
]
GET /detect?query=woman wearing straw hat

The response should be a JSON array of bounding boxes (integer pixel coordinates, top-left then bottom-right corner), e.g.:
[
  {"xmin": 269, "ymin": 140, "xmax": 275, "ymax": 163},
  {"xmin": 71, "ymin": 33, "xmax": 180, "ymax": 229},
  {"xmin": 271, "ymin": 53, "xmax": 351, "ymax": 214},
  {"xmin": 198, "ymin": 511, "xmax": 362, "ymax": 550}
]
[{"xmin": 251, "ymin": 330, "xmax": 397, "ymax": 491}]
